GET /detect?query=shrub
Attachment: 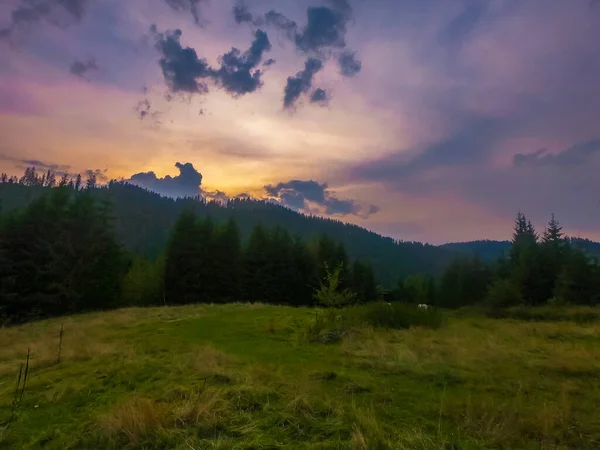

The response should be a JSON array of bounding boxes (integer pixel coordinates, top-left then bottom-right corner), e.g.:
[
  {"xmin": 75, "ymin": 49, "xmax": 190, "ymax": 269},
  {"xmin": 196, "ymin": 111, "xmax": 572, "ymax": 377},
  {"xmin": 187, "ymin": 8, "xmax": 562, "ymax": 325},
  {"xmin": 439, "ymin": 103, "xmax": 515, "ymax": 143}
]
[
  {"xmin": 485, "ymin": 279, "xmax": 523, "ymax": 308},
  {"xmin": 314, "ymin": 263, "xmax": 357, "ymax": 308},
  {"xmin": 305, "ymin": 302, "xmax": 443, "ymax": 343}
]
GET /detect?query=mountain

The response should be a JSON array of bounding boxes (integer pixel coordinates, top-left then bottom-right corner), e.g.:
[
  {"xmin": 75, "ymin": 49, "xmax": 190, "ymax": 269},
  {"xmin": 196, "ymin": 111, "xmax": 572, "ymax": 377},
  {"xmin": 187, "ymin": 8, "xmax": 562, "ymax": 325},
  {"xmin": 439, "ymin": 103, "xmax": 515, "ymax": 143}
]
[
  {"xmin": 0, "ymin": 182, "xmax": 457, "ymax": 287},
  {"xmin": 439, "ymin": 240, "xmax": 511, "ymax": 261},
  {"xmin": 441, "ymin": 238, "xmax": 600, "ymax": 261}
]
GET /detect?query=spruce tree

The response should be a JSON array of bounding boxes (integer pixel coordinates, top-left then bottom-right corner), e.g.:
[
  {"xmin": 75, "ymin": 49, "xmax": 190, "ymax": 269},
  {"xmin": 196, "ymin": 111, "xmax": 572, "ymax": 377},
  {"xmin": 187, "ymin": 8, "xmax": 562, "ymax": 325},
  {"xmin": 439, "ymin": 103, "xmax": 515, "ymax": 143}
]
[
  {"xmin": 164, "ymin": 209, "xmax": 201, "ymax": 305},
  {"xmin": 242, "ymin": 224, "xmax": 271, "ymax": 303},
  {"xmin": 555, "ymin": 250, "xmax": 597, "ymax": 305},
  {"xmin": 213, "ymin": 218, "xmax": 242, "ymax": 302}
]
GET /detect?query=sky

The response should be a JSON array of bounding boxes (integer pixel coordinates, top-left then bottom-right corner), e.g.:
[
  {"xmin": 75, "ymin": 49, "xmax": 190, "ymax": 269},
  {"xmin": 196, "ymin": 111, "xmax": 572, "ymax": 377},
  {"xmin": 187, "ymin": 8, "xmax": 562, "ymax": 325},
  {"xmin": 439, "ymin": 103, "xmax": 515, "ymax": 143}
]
[{"xmin": 1, "ymin": 0, "xmax": 599, "ymax": 244}]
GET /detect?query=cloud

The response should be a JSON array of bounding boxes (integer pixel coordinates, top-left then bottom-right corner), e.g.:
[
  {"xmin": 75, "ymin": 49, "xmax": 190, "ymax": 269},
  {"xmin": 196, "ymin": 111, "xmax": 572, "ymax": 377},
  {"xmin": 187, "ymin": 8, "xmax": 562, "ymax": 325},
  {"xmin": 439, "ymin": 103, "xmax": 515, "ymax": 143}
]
[
  {"xmin": 338, "ymin": 51, "xmax": 361, "ymax": 77},
  {"xmin": 310, "ymin": 88, "xmax": 330, "ymax": 106},
  {"xmin": 70, "ymin": 58, "xmax": 98, "ymax": 77},
  {"xmin": 294, "ymin": 1, "xmax": 352, "ymax": 53},
  {"xmin": 163, "ymin": 0, "xmax": 207, "ymax": 25},
  {"xmin": 354, "ymin": 114, "xmax": 514, "ymax": 183},
  {"xmin": 264, "ymin": 179, "xmax": 378, "ymax": 217},
  {"xmin": 84, "ymin": 168, "xmax": 108, "ymax": 182},
  {"xmin": 214, "ymin": 29, "xmax": 271, "ymax": 96},
  {"xmin": 231, "ymin": 0, "xmax": 360, "ymax": 108},
  {"xmin": 151, "ymin": 26, "xmax": 271, "ymax": 97},
  {"xmin": 15, "ymin": 158, "xmax": 71, "ymax": 176},
  {"xmin": 203, "ymin": 189, "xmax": 230, "ymax": 204},
  {"xmin": 264, "ymin": 10, "xmax": 298, "ymax": 40},
  {"xmin": 284, "ymin": 58, "xmax": 323, "ymax": 109},
  {"xmin": 0, "ymin": 0, "xmax": 90, "ymax": 41},
  {"xmin": 233, "ymin": 1, "xmax": 254, "ymax": 24},
  {"xmin": 513, "ymin": 140, "xmax": 600, "ymax": 167},
  {"xmin": 127, "ymin": 162, "xmax": 203, "ymax": 199},
  {"xmin": 0, "ymin": 155, "xmax": 107, "ymax": 181},
  {"xmin": 151, "ymin": 26, "xmax": 213, "ymax": 94}
]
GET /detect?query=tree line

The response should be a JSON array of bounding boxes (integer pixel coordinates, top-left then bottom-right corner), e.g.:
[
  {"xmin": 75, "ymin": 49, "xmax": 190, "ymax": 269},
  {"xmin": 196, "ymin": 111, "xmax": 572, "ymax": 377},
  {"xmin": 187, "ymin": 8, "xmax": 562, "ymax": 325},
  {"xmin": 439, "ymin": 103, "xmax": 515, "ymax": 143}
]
[
  {"xmin": 0, "ymin": 185, "xmax": 379, "ymax": 323},
  {"xmin": 392, "ymin": 213, "xmax": 600, "ymax": 308},
  {"xmin": 0, "ymin": 166, "xmax": 457, "ymax": 287},
  {"xmin": 1, "ymin": 166, "xmax": 599, "ymax": 324}
]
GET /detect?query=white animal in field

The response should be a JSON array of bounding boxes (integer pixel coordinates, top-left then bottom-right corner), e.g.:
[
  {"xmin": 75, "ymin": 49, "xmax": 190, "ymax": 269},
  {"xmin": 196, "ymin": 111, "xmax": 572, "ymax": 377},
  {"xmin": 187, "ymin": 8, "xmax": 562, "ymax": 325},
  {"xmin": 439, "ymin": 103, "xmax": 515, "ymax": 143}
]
[{"xmin": 418, "ymin": 304, "xmax": 428, "ymax": 310}]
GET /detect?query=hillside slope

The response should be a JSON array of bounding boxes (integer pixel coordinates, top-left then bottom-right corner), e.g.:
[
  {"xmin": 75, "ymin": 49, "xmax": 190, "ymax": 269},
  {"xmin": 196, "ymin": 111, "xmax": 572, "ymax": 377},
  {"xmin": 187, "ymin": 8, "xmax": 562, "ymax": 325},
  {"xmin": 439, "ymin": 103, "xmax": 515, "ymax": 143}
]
[
  {"xmin": 441, "ymin": 238, "xmax": 600, "ymax": 261},
  {"xmin": 0, "ymin": 305, "xmax": 599, "ymax": 449},
  {"xmin": 0, "ymin": 183, "xmax": 456, "ymax": 286}
]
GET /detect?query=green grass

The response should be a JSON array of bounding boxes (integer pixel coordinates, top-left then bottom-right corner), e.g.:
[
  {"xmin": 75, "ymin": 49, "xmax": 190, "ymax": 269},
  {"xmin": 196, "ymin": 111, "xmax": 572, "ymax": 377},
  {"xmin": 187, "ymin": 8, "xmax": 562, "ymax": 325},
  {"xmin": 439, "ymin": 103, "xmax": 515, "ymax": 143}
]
[{"xmin": 0, "ymin": 304, "xmax": 599, "ymax": 449}]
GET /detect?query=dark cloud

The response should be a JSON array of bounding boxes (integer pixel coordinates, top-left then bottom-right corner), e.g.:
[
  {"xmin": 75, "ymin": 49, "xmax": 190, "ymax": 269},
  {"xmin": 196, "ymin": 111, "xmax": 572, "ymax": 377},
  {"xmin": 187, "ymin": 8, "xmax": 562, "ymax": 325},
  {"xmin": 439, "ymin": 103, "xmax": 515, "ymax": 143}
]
[
  {"xmin": 0, "ymin": 155, "xmax": 108, "ymax": 181},
  {"xmin": 353, "ymin": 115, "xmax": 515, "ymax": 183},
  {"xmin": 231, "ymin": 1, "xmax": 360, "ymax": 108},
  {"xmin": 310, "ymin": 88, "xmax": 330, "ymax": 106},
  {"xmin": 84, "ymin": 168, "xmax": 108, "ymax": 182},
  {"xmin": 263, "ymin": 58, "xmax": 276, "ymax": 67},
  {"xmin": 214, "ymin": 29, "xmax": 271, "ymax": 96},
  {"xmin": 70, "ymin": 58, "xmax": 98, "ymax": 77},
  {"xmin": 151, "ymin": 26, "xmax": 271, "ymax": 97},
  {"xmin": 294, "ymin": 1, "xmax": 352, "ymax": 53},
  {"xmin": 128, "ymin": 162, "xmax": 203, "ymax": 198},
  {"xmin": 203, "ymin": 190, "xmax": 230, "ymax": 204},
  {"xmin": 15, "ymin": 158, "xmax": 71, "ymax": 176},
  {"xmin": 338, "ymin": 51, "xmax": 361, "ymax": 77},
  {"xmin": 151, "ymin": 26, "xmax": 213, "ymax": 94},
  {"xmin": 264, "ymin": 10, "xmax": 298, "ymax": 40},
  {"xmin": 163, "ymin": 0, "xmax": 207, "ymax": 25},
  {"xmin": 513, "ymin": 140, "xmax": 600, "ymax": 167},
  {"xmin": 0, "ymin": 0, "xmax": 90, "ymax": 40},
  {"xmin": 233, "ymin": 1, "xmax": 254, "ymax": 24},
  {"xmin": 264, "ymin": 179, "xmax": 378, "ymax": 217},
  {"xmin": 284, "ymin": 58, "xmax": 323, "ymax": 109}
]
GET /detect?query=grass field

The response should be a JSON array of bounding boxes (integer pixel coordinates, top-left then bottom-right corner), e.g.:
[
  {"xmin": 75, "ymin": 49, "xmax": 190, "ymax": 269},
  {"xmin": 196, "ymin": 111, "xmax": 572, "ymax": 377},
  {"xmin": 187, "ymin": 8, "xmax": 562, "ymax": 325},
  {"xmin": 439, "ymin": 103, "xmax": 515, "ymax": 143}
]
[{"xmin": 0, "ymin": 304, "xmax": 599, "ymax": 449}]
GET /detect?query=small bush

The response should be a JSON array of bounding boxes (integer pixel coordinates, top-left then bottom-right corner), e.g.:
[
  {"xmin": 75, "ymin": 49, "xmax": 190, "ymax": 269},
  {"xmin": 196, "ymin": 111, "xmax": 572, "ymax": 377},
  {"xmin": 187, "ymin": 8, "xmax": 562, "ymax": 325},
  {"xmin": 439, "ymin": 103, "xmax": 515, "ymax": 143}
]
[
  {"xmin": 305, "ymin": 302, "xmax": 443, "ymax": 343},
  {"xmin": 485, "ymin": 279, "xmax": 523, "ymax": 308}
]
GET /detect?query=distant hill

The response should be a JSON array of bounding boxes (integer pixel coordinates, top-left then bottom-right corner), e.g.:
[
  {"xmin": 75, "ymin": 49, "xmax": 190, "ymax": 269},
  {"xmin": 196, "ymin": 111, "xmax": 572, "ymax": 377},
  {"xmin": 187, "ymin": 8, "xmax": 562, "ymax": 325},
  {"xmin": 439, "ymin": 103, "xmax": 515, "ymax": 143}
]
[
  {"xmin": 5, "ymin": 183, "xmax": 598, "ymax": 286},
  {"xmin": 441, "ymin": 238, "xmax": 600, "ymax": 261},
  {"xmin": 439, "ymin": 240, "xmax": 511, "ymax": 261},
  {"xmin": 0, "ymin": 182, "xmax": 458, "ymax": 287}
]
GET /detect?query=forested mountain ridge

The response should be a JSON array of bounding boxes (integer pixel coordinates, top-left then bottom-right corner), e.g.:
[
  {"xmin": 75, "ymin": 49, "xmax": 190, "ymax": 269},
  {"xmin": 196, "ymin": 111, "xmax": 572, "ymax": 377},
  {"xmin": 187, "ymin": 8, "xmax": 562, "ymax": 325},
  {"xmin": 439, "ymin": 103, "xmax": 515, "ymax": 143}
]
[
  {"xmin": 441, "ymin": 238, "xmax": 600, "ymax": 262},
  {"xmin": 0, "ymin": 182, "xmax": 457, "ymax": 287}
]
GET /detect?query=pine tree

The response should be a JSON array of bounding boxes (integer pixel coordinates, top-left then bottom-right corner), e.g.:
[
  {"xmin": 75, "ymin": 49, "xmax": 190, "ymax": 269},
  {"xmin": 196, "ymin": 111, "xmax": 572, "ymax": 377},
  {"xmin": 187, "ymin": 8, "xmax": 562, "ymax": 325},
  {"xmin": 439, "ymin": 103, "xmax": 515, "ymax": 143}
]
[
  {"xmin": 351, "ymin": 260, "xmax": 379, "ymax": 303},
  {"xmin": 58, "ymin": 174, "xmax": 69, "ymax": 187},
  {"xmin": 539, "ymin": 214, "xmax": 568, "ymax": 301},
  {"xmin": 542, "ymin": 214, "xmax": 564, "ymax": 245},
  {"xmin": 74, "ymin": 174, "xmax": 82, "ymax": 191},
  {"xmin": 212, "ymin": 218, "xmax": 242, "ymax": 302},
  {"xmin": 438, "ymin": 255, "xmax": 491, "ymax": 308},
  {"xmin": 289, "ymin": 237, "xmax": 316, "ymax": 306},
  {"xmin": 164, "ymin": 209, "xmax": 201, "ymax": 305},
  {"xmin": 554, "ymin": 249, "xmax": 598, "ymax": 305},
  {"xmin": 195, "ymin": 216, "xmax": 216, "ymax": 302},
  {"xmin": 0, "ymin": 188, "xmax": 126, "ymax": 321},
  {"xmin": 242, "ymin": 224, "xmax": 271, "ymax": 303},
  {"xmin": 86, "ymin": 172, "xmax": 97, "ymax": 189}
]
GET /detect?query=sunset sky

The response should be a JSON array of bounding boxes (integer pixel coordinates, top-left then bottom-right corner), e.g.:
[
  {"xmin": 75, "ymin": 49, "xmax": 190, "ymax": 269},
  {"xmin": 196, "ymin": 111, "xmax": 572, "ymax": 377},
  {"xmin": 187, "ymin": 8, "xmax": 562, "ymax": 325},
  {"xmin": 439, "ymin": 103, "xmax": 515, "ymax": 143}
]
[{"xmin": 1, "ymin": 0, "xmax": 599, "ymax": 243}]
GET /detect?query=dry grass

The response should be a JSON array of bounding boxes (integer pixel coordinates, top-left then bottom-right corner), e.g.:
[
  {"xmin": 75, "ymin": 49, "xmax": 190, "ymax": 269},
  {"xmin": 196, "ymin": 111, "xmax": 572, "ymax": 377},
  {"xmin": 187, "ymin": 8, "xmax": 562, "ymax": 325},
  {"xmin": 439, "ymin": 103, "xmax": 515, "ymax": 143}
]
[
  {"xmin": 98, "ymin": 397, "xmax": 170, "ymax": 443},
  {"xmin": 1, "ymin": 304, "xmax": 600, "ymax": 449}
]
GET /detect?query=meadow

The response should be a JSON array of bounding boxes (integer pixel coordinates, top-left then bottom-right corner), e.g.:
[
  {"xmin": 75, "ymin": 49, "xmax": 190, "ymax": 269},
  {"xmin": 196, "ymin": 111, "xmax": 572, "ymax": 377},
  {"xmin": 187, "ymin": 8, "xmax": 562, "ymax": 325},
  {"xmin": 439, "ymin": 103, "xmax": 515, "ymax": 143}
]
[{"xmin": 0, "ymin": 304, "xmax": 599, "ymax": 449}]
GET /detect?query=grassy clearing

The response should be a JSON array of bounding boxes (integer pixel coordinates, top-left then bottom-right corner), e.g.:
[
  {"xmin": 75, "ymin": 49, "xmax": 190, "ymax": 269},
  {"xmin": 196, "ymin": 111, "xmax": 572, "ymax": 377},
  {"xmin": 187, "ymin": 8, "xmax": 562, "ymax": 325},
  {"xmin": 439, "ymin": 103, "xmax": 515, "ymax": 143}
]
[{"xmin": 0, "ymin": 304, "xmax": 599, "ymax": 449}]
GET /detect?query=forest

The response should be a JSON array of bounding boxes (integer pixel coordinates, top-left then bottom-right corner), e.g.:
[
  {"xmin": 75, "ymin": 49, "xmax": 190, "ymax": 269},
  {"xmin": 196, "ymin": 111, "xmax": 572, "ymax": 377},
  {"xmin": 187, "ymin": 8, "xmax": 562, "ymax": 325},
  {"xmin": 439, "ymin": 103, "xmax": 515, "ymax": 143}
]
[{"xmin": 0, "ymin": 167, "xmax": 599, "ymax": 323}]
